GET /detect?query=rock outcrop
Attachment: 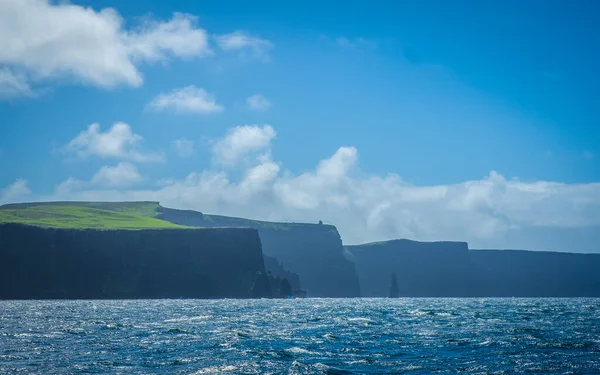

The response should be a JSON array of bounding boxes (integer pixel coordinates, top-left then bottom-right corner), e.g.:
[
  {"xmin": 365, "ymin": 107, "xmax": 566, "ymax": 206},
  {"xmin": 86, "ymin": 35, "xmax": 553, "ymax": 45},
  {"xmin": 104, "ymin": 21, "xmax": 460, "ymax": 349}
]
[{"xmin": 263, "ymin": 255, "xmax": 302, "ymax": 293}]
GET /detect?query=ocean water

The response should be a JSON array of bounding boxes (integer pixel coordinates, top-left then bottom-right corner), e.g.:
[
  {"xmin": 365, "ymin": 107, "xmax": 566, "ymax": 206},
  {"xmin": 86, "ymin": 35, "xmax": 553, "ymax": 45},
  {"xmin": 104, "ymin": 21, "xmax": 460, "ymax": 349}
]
[{"xmin": 1, "ymin": 299, "xmax": 599, "ymax": 374}]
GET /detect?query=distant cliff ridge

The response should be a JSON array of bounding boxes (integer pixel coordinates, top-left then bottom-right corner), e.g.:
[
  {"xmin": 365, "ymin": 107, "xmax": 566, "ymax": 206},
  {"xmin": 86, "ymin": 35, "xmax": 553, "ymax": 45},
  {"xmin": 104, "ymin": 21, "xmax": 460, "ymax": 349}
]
[
  {"xmin": 349, "ymin": 240, "xmax": 600, "ymax": 297},
  {"xmin": 159, "ymin": 207, "xmax": 361, "ymax": 297},
  {"xmin": 0, "ymin": 224, "xmax": 265, "ymax": 299},
  {"xmin": 3, "ymin": 201, "xmax": 597, "ymax": 298},
  {"xmin": 469, "ymin": 249, "xmax": 600, "ymax": 297},
  {"xmin": 349, "ymin": 239, "xmax": 471, "ymax": 297}
]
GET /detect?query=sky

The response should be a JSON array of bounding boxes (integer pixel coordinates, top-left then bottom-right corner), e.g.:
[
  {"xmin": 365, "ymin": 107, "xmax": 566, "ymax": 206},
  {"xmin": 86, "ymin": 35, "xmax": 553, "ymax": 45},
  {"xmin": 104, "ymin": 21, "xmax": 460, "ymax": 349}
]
[{"xmin": 0, "ymin": 0, "xmax": 599, "ymax": 251}]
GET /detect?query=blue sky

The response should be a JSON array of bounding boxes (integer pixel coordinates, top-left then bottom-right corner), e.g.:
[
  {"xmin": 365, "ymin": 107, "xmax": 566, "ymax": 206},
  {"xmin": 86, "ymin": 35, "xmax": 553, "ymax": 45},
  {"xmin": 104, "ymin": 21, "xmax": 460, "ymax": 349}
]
[{"xmin": 1, "ymin": 0, "xmax": 599, "ymax": 251}]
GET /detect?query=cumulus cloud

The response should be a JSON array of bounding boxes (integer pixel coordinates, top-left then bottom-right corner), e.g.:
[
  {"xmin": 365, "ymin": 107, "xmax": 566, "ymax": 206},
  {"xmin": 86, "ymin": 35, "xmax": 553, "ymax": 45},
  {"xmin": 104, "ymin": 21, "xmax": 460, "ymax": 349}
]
[
  {"xmin": 212, "ymin": 124, "xmax": 276, "ymax": 166},
  {"xmin": 45, "ymin": 124, "xmax": 600, "ymax": 251},
  {"xmin": 54, "ymin": 163, "xmax": 142, "ymax": 194},
  {"xmin": 246, "ymin": 94, "xmax": 271, "ymax": 111},
  {"xmin": 2, "ymin": 125, "xmax": 596, "ymax": 251},
  {"xmin": 172, "ymin": 138, "xmax": 195, "ymax": 158},
  {"xmin": 0, "ymin": 178, "xmax": 31, "ymax": 204},
  {"xmin": 124, "ymin": 13, "xmax": 211, "ymax": 62},
  {"xmin": 65, "ymin": 122, "xmax": 164, "ymax": 163},
  {"xmin": 274, "ymin": 147, "xmax": 357, "ymax": 210},
  {"xmin": 214, "ymin": 31, "xmax": 273, "ymax": 61},
  {"xmin": 91, "ymin": 162, "xmax": 142, "ymax": 187},
  {"xmin": 147, "ymin": 86, "xmax": 223, "ymax": 114},
  {"xmin": 0, "ymin": 0, "xmax": 210, "ymax": 96}
]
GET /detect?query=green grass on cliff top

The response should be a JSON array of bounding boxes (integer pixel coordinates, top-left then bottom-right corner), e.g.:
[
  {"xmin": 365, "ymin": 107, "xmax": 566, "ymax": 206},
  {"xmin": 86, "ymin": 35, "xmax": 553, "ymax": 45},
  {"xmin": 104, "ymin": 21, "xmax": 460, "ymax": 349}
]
[
  {"xmin": 0, "ymin": 201, "xmax": 185, "ymax": 230},
  {"xmin": 0, "ymin": 201, "xmax": 338, "ymax": 232}
]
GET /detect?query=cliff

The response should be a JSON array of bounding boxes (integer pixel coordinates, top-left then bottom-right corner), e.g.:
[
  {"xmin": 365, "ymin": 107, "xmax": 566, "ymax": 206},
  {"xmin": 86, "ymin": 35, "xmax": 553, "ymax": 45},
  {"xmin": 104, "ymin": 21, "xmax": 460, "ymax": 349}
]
[
  {"xmin": 348, "ymin": 240, "xmax": 600, "ymax": 297},
  {"xmin": 348, "ymin": 239, "xmax": 471, "ymax": 297},
  {"xmin": 469, "ymin": 249, "xmax": 600, "ymax": 297},
  {"xmin": 159, "ymin": 207, "xmax": 361, "ymax": 297},
  {"xmin": 0, "ymin": 223, "xmax": 266, "ymax": 299}
]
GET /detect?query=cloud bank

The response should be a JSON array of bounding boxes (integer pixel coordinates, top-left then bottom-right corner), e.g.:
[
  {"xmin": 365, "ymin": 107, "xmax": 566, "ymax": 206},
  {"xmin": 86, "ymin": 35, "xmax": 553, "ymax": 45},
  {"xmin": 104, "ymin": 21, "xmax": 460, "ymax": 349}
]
[{"xmin": 3, "ymin": 123, "xmax": 591, "ymax": 251}]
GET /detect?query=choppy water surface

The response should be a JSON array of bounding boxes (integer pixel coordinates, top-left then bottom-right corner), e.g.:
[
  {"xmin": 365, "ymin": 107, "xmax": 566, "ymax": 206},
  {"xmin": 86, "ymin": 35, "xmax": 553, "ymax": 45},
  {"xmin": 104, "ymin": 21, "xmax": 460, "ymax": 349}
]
[{"xmin": 1, "ymin": 298, "xmax": 599, "ymax": 374}]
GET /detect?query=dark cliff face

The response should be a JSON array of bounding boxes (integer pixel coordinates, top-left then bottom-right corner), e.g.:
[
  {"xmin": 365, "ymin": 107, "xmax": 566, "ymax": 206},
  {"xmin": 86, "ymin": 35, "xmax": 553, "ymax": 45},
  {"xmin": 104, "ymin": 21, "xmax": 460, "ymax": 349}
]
[
  {"xmin": 0, "ymin": 224, "xmax": 265, "ymax": 299},
  {"xmin": 469, "ymin": 249, "xmax": 600, "ymax": 297},
  {"xmin": 349, "ymin": 240, "xmax": 600, "ymax": 297},
  {"xmin": 348, "ymin": 239, "xmax": 471, "ymax": 297},
  {"xmin": 258, "ymin": 227, "xmax": 360, "ymax": 297},
  {"xmin": 159, "ymin": 207, "xmax": 361, "ymax": 297}
]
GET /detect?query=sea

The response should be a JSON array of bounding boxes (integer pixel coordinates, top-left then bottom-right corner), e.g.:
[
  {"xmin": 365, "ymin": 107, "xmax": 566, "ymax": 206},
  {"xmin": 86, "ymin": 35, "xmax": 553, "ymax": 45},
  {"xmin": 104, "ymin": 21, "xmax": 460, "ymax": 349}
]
[{"xmin": 1, "ymin": 298, "xmax": 599, "ymax": 374}]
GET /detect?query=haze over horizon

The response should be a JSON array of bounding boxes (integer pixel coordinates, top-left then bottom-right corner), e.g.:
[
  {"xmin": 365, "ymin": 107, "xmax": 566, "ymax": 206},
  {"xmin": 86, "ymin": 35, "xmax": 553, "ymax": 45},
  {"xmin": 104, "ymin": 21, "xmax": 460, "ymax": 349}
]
[{"xmin": 1, "ymin": 0, "xmax": 599, "ymax": 252}]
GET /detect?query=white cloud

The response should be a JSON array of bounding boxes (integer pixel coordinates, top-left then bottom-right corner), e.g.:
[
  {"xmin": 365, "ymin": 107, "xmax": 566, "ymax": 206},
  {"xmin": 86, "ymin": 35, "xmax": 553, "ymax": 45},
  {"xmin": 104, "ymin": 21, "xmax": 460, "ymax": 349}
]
[
  {"xmin": 246, "ymin": 94, "xmax": 271, "ymax": 111},
  {"xmin": 147, "ymin": 86, "xmax": 223, "ymax": 114},
  {"xmin": 240, "ymin": 158, "xmax": 280, "ymax": 195},
  {"xmin": 274, "ymin": 147, "xmax": 358, "ymax": 210},
  {"xmin": 0, "ymin": 68, "xmax": 33, "ymax": 98},
  {"xmin": 65, "ymin": 122, "xmax": 164, "ymax": 163},
  {"xmin": 124, "ymin": 13, "xmax": 211, "ymax": 62},
  {"xmin": 46, "ymin": 125, "xmax": 600, "ymax": 252},
  {"xmin": 172, "ymin": 138, "xmax": 195, "ymax": 158},
  {"xmin": 0, "ymin": 0, "xmax": 210, "ymax": 97},
  {"xmin": 91, "ymin": 162, "xmax": 142, "ymax": 187},
  {"xmin": 54, "ymin": 177, "xmax": 85, "ymax": 195},
  {"xmin": 0, "ymin": 179, "xmax": 31, "ymax": 204},
  {"xmin": 214, "ymin": 31, "xmax": 273, "ymax": 61},
  {"xmin": 212, "ymin": 124, "xmax": 276, "ymax": 166},
  {"xmin": 55, "ymin": 163, "xmax": 142, "ymax": 193}
]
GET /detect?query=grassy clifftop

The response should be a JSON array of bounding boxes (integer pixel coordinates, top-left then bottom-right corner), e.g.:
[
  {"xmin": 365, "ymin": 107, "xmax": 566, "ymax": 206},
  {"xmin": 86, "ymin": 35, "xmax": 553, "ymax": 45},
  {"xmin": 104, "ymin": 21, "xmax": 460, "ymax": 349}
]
[
  {"xmin": 0, "ymin": 201, "xmax": 334, "ymax": 231},
  {"xmin": 158, "ymin": 206, "xmax": 337, "ymax": 232},
  {"xmin": 0, "ymin": 201, "xmax": 185, "ymax": 229}
]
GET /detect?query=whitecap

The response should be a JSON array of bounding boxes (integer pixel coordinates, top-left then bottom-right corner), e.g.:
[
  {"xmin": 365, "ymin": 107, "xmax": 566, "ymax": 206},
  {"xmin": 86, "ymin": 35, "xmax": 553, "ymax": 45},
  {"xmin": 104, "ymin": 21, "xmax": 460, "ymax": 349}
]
[
  {"xmin": 191, "ymin": 365, "xmax": 237, "ymax": 374},
  {"xmin": 348, "ymin": 317, "xmax": 374, "ymax": 323},
  {"xmin": 285, "ymin": 347, "xmax": 317, "ymax": 355}
]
